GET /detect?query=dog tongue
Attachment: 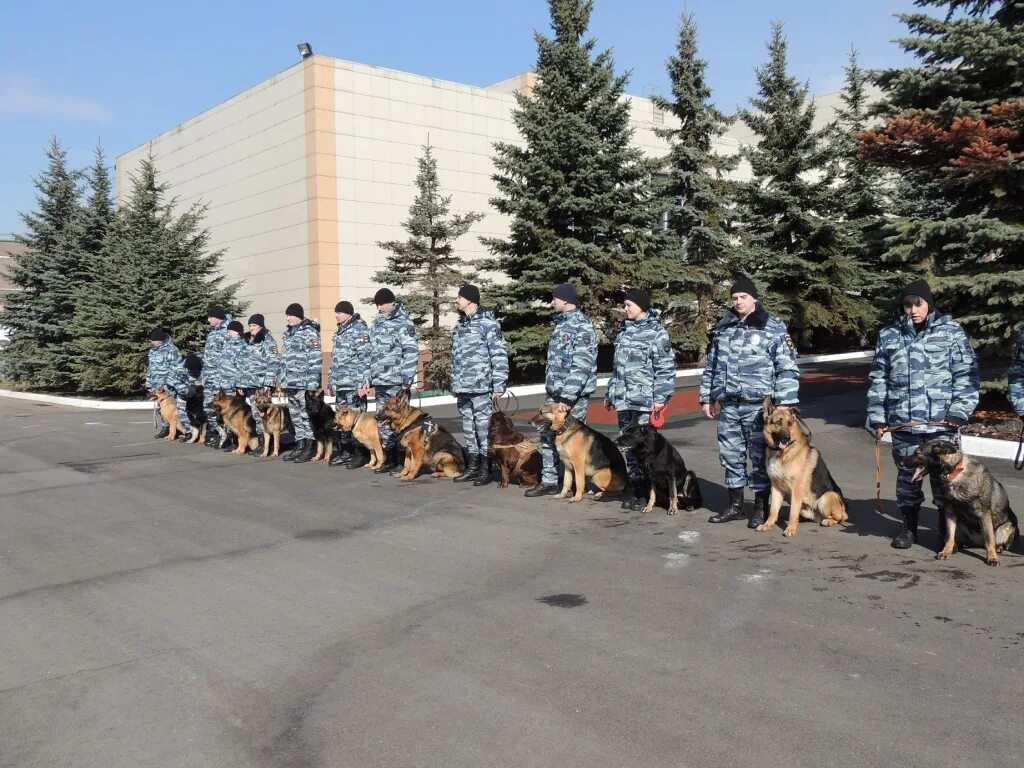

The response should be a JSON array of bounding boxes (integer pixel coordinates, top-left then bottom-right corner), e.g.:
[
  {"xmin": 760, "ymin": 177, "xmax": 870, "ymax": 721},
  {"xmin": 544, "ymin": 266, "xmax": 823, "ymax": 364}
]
[{"xmin": 911, "ymin": 467, "xmax": 926, "ymax": 483}]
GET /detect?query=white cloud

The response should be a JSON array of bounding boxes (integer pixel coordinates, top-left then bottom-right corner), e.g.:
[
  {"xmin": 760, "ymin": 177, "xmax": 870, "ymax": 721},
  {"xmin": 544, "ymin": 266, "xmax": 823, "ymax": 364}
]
[{"xmin": 0, "ymin": 74, "xmax": 111, "ymax": 122}]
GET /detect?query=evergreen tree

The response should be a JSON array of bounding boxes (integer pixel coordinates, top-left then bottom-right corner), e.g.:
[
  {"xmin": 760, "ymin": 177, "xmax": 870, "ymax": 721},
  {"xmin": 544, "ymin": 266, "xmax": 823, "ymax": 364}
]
[
  {"xmin": 734, "ymin": 22, "xmax": 878, "ymax": 350},
  {"xmin": 79, "ymin": 144, "xmax": 114, "ymax": 264},
  {"xmin": 0, "ymin": 138, "xmax": 83, "ymax": 389},
  {"xmin": 860, "ymin": 0, "xmax": 1024, "ymax": 367},
  {"xmin": 481, "ymin": 0, "xmax": 658, "ymax": 377},
  {"xmin": 73, "ymin": 158, "xmax": 244, "ymax": 394},
  {"xmin": 651, "ymin": 13, "xmax": 738, "ymax": 362},
  {"xmin": 370, "ymin": 145, "xmax": 484, "ymax": 389}
]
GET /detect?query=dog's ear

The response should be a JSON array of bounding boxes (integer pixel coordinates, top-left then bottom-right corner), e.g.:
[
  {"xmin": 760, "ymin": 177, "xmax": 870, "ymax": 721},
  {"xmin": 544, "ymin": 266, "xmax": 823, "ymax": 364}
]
[{"xmin": 763, "ymin": 397, "xmax": 775, "ymax": 418}]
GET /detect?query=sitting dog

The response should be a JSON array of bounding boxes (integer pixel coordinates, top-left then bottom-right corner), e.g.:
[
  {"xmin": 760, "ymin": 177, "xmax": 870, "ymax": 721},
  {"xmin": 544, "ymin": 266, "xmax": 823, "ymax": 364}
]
[
  {"xmin": 149, "ymin": 387, "xmax": 184, "ymax": 442},
  {"xmin": 614, "ymin": 424, "xmax": 702, "ymax": 515},
  {"xmin": 904, "ymin": 439, "xmax": 1018, "ymax": 566},
  {"xmin": 758, "ymin": 400, "xmax": 848, "ymax": 536},
  {"xmin": 183, "ymin": 385, "xmax": 208, "ymax": 444},
  {"xmin": 530, "ymin": 403, "xmax": 627, "ymax": 502},
  {"xmin": 253, "ymin": 388, "xmax": 292, "ymax": 458},
  {"xmin": 211, "ymin": 392, "xmax": 260, "ymax": 456},
  {"xmin": 333, "ymin": 405, "xmax": 385, "ymax": 469},
  {"xmin": 304, "ymin": 389, "xmax": 338, "ymax": 463},
  {"xmin": 488, "ymin": 411, "xmax": 542, "ymax": 489},
  {"xmin": 376, "ymin": 393, "xmax": 465, "ymax": 480}
]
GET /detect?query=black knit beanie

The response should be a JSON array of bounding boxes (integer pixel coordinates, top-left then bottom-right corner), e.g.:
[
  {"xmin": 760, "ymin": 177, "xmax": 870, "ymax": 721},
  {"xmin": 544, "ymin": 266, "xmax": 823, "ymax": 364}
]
[
  {"xmin": 623, "ymin": 289, "xmax": 651, "ymax": 312},
  {"xmin": 729, "ymin": 278, "xmax": 758, "ymax": 299},
  {"xmin": 148, "ymin": 327, "xmax": 168, "ymax": 342},
  {"xmin": 552, "ymin": 283, "xmax": 580, "ymax": 304},
  {"xmin": 458, "ymin": 284, "xmax": 481, "ymax": 305},
  {"xmin": 285, "ymin": 303, "xmax": 304, "ymax": 319},
  {"xmin": 901, "ymin": 279, "xmax": 934, "ymax": 311},
  {"xmin": 248, "ymin": 314, "xmax": 265, "ymax": 328},
  {"xmin": 227, "ymin": 320, "xmax": 244, "ymax": 334},
  {"xmin": 373, "ymin": 288, "xmax": 396, "ymax": 306},
  {"xmin": 206, "ymin": 306, "xmax": 227, "ymax": 321},
  {"xmin": 335, "ymin": 301, "xmax": 354, "ymax": 315}
]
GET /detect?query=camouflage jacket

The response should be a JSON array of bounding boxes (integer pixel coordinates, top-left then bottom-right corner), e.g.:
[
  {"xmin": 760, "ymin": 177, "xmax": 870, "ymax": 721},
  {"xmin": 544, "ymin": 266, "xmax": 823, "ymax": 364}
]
[
  {"xmin": 244, "ymin": 328, "xmax": 279, "ymax": 388},
  {"xmin": 606, "ymin": 310, "xmax": 675, "ymax": 411},
  {"xmin": 369, "ymin": 302, "xmax": 419, "ymax": 387},
  {"xmin": 867, "ymin": 311, "xmax": 979, "ymax": 432},
  {"xmin": 699, "ymin": 304, "xmax": 799, "ymax": 405},
  {"xmin": 329, "ymin": 315, "xmax": 371, "ymax": 391},
  {"xmin": 280, "ymin": 318, "xmax": 323, "ymax": 390},
  {"xmin": 202, "ymin": 315, "xmax": 232, "ymax": 390},
  {"xmin": 221, "ymin": 335, "xmax": 249, "ymax": 389},
  {"xmin": 450, "ymin": 308, "xmax": 508, "ymax": 394},
  {"xmin": 146, "ymin": 337, "xmax": 181, "ymax": 390},
  {"xmin": 545, "ymin": 308, "xmax": 598, "ymax": 406},
  {"xmin": 1010, "ymin": 324, "xmax": 1024, "ymax": 417}
]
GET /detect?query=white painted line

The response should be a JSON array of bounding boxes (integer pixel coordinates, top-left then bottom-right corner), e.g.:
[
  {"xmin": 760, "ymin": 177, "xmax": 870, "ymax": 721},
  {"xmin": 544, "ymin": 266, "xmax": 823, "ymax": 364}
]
[
  {"xmin": 83, "ymin": 422, "xmax": 105, "ymax": 426},
  {"xmin": 113, "ymin": 441, "xmax": 160, "ymax": 448}
]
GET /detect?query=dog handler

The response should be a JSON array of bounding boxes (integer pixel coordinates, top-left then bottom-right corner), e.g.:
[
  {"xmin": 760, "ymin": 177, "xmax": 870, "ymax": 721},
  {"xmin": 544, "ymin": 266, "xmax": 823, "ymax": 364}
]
[
  {"xmin": 867, "ymin": 279, "xmax": 979, "ymax": 549},
  {"xmin": 699, "ymin": 278, "xmax": 799, "ymax": 527},
  {"xmin": 146, "ymin": 327, "xmax": 182, "ymax": 439},
  {"xmin": 327, "ymin": 300, "xmax": 372, "ymax": 468},
  {"xmin": 279, "ymin": 303, "xmax": 323, "ymax": 464}
]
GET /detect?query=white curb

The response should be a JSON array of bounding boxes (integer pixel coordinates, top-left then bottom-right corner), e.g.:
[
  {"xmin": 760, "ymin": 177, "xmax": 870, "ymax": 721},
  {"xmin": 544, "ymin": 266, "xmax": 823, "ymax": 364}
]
[{"xmin": 875, "ymin": 428, "xmax": 1022, "ymax": 462}]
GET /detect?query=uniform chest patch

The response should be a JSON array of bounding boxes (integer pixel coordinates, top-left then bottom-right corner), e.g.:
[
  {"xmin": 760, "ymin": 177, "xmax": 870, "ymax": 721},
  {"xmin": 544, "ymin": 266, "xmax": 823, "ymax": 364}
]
[
  {"xmin": 561, "ymin": 333, "xmax": 570, "ymax": 344},
  {"xmin": 749, "ymin": 333, "xmax": 761, "ymax": 346},
  {"xmin": 312, "ymin": 338, "xmax": 321, "ymax": 349}
]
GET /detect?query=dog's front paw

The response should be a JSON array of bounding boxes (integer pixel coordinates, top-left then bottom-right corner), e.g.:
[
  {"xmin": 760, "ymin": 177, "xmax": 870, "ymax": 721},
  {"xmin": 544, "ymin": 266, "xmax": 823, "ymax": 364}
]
[
  {"xmin": 666, "ymin": 508, "xmax": 678, "ymax": 516},
  {"xmin": 986, "ymin": 556, "xmax": 1000, "ymax": 567},
  {"xmin": 782, "ymin": 527, "xmax": 797, "ymax": 537},
  {"xmin": 935, "ymin": 551, "xmax": 953, "ymax": 560},
  {"xmin": 754, "ymin": 523, "xmax": 772, "ymax": 533},
  {"xmin": 569, "ymin": 496, "xmax": 584, "ymax": 503}
]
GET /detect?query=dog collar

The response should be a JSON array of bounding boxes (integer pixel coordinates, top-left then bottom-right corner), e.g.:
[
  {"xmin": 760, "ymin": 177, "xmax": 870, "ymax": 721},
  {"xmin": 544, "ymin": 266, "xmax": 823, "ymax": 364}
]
[
  {"xmin": 943, "ymin": 459, "xmax": 966, "ymax": 482},
  {"xmin": 395, "ymin": 414, "xmax": 432, "ymax": 439}
]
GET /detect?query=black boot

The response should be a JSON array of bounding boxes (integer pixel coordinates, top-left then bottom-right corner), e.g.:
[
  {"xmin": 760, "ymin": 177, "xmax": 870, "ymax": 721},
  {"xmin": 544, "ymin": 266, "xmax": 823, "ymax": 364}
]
[
  {"xmin": 454, "ymin": 454, "xmax": 480, "ymax": 483},
  {"xmin": 291, "ymin": 439, "xmax": 317, "ymax": 464},
  {"xmin": 374, "ymin": 446, "xmax": 400, "ymax": 475},
  {"xmin": 204, "ymin": 432, "xmax": 221, "ymax": 448},
  {"xmin": 154, "ymin": 424, "xmax": 170, "ymax": 439},
  {"xmin": 280, "ymin": 439, "xmax": 302, "ymax": 461},
  {"xmin": 220, "ymin": 434, "xmax": 238, "ymax": 452},
  {"xmin": 892, "ymin": 505, "xmax": 919, "ymax": 549},
  {"xmin": 748, "ymin": 490, "xmax": 769, "ymax": 529},
  {"xmin": 347, "ymin": 447, "xmax": 370, "ymax": 469},
  {"xmin": 329, "ymin": 445, "xmax": 353, "ymax": 467},
  {"xmin": 708, "ymin": 487, "xmax": 746, "ymax": 524},
  {"xmin": 524, "ymin": 482, "xmax": 560, "ymax": 498},
  {"xmin": 472, "ymin": 457, "xmax": 492, "ymax": 487}
]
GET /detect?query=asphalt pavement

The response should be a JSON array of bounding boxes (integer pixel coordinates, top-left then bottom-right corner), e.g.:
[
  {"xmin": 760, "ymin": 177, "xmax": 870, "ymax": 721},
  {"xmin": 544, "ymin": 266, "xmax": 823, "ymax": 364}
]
[{"xmin": 1, "ymin": 389, "xmax": 1022, "ymax": 768}]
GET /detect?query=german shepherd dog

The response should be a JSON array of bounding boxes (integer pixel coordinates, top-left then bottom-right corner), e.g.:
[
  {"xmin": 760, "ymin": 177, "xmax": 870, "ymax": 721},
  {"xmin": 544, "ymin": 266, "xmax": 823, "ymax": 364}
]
[
  {"xmin": 758, "ymin": 400, "xmax": 848, "ymax": 536},
  {"xmin": 305, "ymin": 389, "xmax": 337, "ymax": 463},
  {"xmin": 530, "ymin": 403, "xmax": 628, "ymax": 502},
  {"xmin": 488, "ymin": 411, "xmax": 541, "ymax": 489},
  {"xmin": 615, "ymin": 423, "xmax": 702, "ymax": 515},
  {"xmin": 149, "ymin": 387, "xmax": 184, "ymax": 441},
  {"xmin": 253, "ymin": 388, "xmax": 292, "ymax": 458},
  {"xmin": 211, "ymin": 392, "xmax": 261, "ymax": 455},
  {"xmin": 376, "ymin": 393, "xmax": 465, "ymax": 480},
  {"xmin": 333, "ymin": 406, "xmax": 385, "ymax": 469},
  {"xmin": 904, "ymin": 439, "xmax": 1019, "ymax": 566},
  {"xmin": 184, "ymin": 385, "xmax": 208, "ymax": 444}
]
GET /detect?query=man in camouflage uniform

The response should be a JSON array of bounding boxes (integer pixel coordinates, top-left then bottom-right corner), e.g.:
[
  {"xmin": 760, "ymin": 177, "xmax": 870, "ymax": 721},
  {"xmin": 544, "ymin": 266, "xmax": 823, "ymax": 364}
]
[
  {"xmin": 527, "ymin": 283, "xmax": 598, "ymax": 498},
  {"xmin": 217, "ymin": 320, "xmax": 249, "ymax": 451},
  {"xmin": 1008, "ymin": 322, "xmax": 1024, "ymax": 419},
  {"xmin": 202, "ymin": 306, "xmax": 233, "ymax": 447},
  {"xmin": 279, "ymin": 303, "xmax": 324, "ymax": 464},
  {"xmin": 327, "ymin": 300, "xmax": 371, "ymax": 468},
  {"xmin": 605, "ymin": 290, "xmax": 675, "ymax": 511},
  {"xmin": 868, "ymin": 279, "xmax": 979, "ymax": 550},
  {"xmin": 699, "ymin": 278, "xmax": 799, "ymax": 527},
  {"xmin": 361, "ymin": 288, "xmax": 419, "ymax": 475},
  {"xmin": 146, "ymin": 327, "xmax": 181, "ymax": 439},
  {"xmin": 243, "ymin": 313, "xmax": 279, "ymax": 442},
  {"xmin": 450, "ymin": 284, "xmax": 509, "ymax": 486},
  {"xmin": 167, "ymin": 352, "xmax": 203, "ymax": 440}
]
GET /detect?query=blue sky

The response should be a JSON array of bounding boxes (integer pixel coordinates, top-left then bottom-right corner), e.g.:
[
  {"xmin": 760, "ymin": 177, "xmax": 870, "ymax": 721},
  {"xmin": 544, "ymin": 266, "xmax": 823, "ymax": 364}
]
[{"xmin": 0, "ymin": 0, "xmax": 918, "ymax": 237}]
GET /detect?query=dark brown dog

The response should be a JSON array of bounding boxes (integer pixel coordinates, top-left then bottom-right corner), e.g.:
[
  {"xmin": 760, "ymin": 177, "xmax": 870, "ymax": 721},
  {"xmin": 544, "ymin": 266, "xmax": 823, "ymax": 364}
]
[
  {"xmin": 488, "ymin": 411, "xmax": 541, "ymax": 489},
  {"xmin": 253, "ymin": 388, "xmax": 291, "ymax": 458},
  {"xmin": 530, "ymin": 403, "xmax": 627, "ymax": 502},
  {"xmin": 376, "ymin": 393, "xmax": 465, "ymax": 480},
  {"xmin": 211, "ymin": 392, "xmax": 260, "ymax": 456}
]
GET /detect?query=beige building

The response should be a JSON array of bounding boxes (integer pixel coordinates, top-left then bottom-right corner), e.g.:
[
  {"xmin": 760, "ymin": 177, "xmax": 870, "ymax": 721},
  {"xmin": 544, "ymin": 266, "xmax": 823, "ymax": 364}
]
[
  {"xmin": 115, "ymin": 55, "xmax": 743, "ymax": 343},
  {"xmin": 0, "ymin": 239, "xmax": 26, "ymax": 320}
]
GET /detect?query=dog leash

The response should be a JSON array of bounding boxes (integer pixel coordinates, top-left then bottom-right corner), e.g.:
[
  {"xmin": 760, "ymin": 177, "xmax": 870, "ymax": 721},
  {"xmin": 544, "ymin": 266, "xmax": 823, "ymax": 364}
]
[
  {"xmin": 873, "ymin": 420, "xmax": 955, "ymax": 516},
  {"xmin": 496, "ymin": 391, "xmax": 520, "ymax": 417},
  {"xmin": 1015, "ymin": 424, "xmax": 1024, "ymax": 471}
]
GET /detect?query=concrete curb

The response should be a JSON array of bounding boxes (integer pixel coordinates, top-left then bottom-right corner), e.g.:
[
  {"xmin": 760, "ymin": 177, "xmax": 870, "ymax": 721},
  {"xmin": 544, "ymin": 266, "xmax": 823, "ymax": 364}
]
[
  {"xmin": 0, "ymin": 350, "xmax": 875, "ymax": 412},
  {"xmin": 877, "ymin": 430, "xmax": 1023, "ymax": 462}
]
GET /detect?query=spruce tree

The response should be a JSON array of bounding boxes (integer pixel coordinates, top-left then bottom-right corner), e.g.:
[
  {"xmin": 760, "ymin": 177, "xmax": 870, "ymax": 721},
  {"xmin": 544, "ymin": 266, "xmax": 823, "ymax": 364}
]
[
  {"xmin": 734, "ymin": 21, "xmax": 878, "ymax": 350},
  {"xmin": 860, "ymin": 0, "xmax": 1024, "ymax": 367},
  {"xmin": 73, "ymin": 158, "xmax": 244, "ymax": 394},
  {"xmin": 78, "ymin": 144, "xmax": 114, "ymax": 265},
  {"xmin": 651, "ymin": 13, "xmax": 738, "ymax": 362},
  {"xmin": 481, "ymin": 0, "xmax": 658, "ymax": 377},
  {"xmin": 370, "ymin": 145, "xmax": 484, "ymax": 389},
  {"xmin": 0, "ymin": 138, "xmax": 83, "ymax": 389}
]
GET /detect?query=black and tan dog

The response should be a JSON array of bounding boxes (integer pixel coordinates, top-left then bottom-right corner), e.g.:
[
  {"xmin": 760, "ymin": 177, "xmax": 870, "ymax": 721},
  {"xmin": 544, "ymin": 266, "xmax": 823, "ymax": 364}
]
[
  {"xmin": 149, "ymin": 387, "xmax": 184, "ymax": 442},
  {"xmin": 304, "ymin": 389, "xmax": 338, "ymax": 463},
  {"xmin": 530, "ymin": 403, "xmax": 628, "ymax": 502},
  {"xmin": 904, "ymin": 439, "xmax": 1019, "ymax": 566},
  {"xmin": 333, "ymin": 405, "xmax": 385, "ymax": 469},
  {"xmin": 211, "ymin": 392, "xmax": 261, "ymax": 455},
  {"xmin": 253, "ymin": 388, "xmax": 292, "ymax": 458},
  {"xmin": 757, "ymin": 400, "xmax": 847, "ymax": 536},
  {"xmin": 488, "ymin": 411, "xmax": 542, "ymax": 489},
  {"xmin": 376, "ymin": 393, "xmax": 465, "ymax": 480},
  {"xmin": 184, "ymin": 385, "xmax": 208, "ymax": 444},
  {"xmin": 614, "ymin": 424, "xmax": 702, "ymax": 515}
]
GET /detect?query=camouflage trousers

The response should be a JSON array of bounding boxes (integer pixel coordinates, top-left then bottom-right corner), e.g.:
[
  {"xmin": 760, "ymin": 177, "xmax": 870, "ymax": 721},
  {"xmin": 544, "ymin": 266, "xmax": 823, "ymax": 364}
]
[
  {"xmin": 286, "ymin": 390, "xmax": 312, "ymax": 441},
  {"xmin": 540, "ymin": 398, "xmax": 590, "ymax": 485},
  {"xmin": 203, "ymin": 386, "xmax": 227, "ymax": 437},
  {"xmin": 334, "ymin": 390, "xmax": 366, "ymax": 446},
  {"xmin": 717, "ymin": 401, "xmax": 768, "ymax": 492},
  {"xmin": 374, "ymin": 385, "xmax": 404, "ymax": 450},
  {"xmin": 617, "ymin": 409, "xmax": 650, "ymax": 486},
  {"xmin": 457, "ymin": 393, "xmax": 492, "ymax": 457},
  {"xmin": 891, "ymin": 430, "xmax": 952, "ymax": 513},
  {"xmin": 243, "ymin": 389, "xmax": 264, "ymax": 436}
]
